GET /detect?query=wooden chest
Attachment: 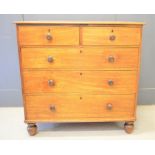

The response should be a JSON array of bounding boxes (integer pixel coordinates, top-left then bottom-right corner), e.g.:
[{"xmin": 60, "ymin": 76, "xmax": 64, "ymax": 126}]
[{"xmin": 16, "ymin": 21, "xmax": 143, "ymax": 136}]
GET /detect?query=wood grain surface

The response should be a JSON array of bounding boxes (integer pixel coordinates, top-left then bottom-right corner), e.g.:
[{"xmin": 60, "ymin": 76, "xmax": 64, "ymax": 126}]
[
  {"xmin": 23, "ymin": 70, "xmax": 137, "ymax": 94},
  {"xmin": 18, "ymin": 26, "xmax": 79, "ymax": 45},
  {"xmin": 25, "ymin": 94, "xmax": 135, "ymax": 121},
  {"xmin": 16, "ymin": 22, "xmax": 143, "ymax": 128},
  {"xmin": 21, "ymin": 47, "xmax": 139, "ymax": 70},
  {"xmin": 82, "ymin": 27, "xmax": 141, "ymax": 45}
]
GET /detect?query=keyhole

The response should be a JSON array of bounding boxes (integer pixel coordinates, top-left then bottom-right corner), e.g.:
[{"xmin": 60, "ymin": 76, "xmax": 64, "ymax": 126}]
[
  {"xmin": 80, "ymin": 72, "xmax": 83, "ymax": 75},
  {"xmin": 80, "ymin": 97, "xmax": 83, "ymax": 100},
  {"xmin": 111, "ymin": 29, "xmax": 114, "ymax": 33},
  {"xmin": 80, "ymin": 50, "xmax": 82, "ymax": 53}
]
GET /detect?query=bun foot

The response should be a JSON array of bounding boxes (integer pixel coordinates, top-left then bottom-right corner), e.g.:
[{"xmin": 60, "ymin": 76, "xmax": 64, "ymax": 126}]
[
  {"xmin": 27, "ymin": 123, "xmax": 37, "ymax": 136},
  {"xmin": 124, "ymin": 121, "xmax": 134, "ymax": 134}
]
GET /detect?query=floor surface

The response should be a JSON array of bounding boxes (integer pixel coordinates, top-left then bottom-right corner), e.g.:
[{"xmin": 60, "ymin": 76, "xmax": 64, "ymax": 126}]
[{"xmin": 0, "ymin": 105, "xmax": 155, "ymax": 139}]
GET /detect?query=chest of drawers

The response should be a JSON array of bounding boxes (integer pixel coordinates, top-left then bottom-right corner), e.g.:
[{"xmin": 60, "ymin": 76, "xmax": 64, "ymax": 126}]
[{"xmin": 16, "ymin": 21, "xmax": 143, "ymax": 136}]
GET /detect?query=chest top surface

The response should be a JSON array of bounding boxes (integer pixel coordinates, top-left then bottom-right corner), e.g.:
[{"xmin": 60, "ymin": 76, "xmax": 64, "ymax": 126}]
[{"xmin": 15, "ymin": 21, "xmax": 144, "ymax": 26}]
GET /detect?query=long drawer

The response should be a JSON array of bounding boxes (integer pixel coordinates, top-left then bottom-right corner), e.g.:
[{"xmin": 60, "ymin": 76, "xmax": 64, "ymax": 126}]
[
  {"xmin": 21, "ymin": 47, "xmax": 139, "ymax": 70},
  {"xmin": 25, "ymin": 94, "xmax": 135, "ymax": 121},
  {"xmin": 82, "ymin": 27, "xmax": 141, "ymax": 45},
  {"xmin": 18, "ymin": 26, "xmax": 79, "ymax": 45},
  {"xmin": 23, "ymin": 71, "xmax": 137, "ymax": 94}
]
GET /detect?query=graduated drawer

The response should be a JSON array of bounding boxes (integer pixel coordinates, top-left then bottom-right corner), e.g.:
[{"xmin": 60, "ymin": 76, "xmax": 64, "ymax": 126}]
[
  {"xmin": 23, "ymin": 71, "xmax": 137, "ymax": 94},
  {"xmin": 25, "ymin": 94, "xmax": 135, "ymax": 121},
  {"xmin": 82, "ymin": 27, "xmax": 141, "ymax": 45},
  {"xmin": 18, "ymin": 26, "xmax": 79, "ymax": 45},
  {"xmin": 21, "ymin": 47, "xmax": 139, "ymax": 70}
]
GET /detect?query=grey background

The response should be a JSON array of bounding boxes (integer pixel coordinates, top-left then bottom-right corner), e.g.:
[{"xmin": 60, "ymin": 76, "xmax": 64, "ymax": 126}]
[{"xmin": 0, "ymin": 14, "xmax": 154, "ymax": 107}]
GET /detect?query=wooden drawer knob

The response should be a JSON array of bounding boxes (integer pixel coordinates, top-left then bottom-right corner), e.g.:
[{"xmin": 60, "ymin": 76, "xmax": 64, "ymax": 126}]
[
  {"xmin": 108, "ymin": 56, "xmax": 115, "ymax": 63},
  {"xmin": 109, "ymin": 35, "xmax": 116, "ymax": 41},
  {"xmin": 48, "ymin": 56, "xmax": 54, "ymax": 63},
  {"xmin": 50, "ymin": 105, "xmax": 56, "ymax": 112},
  {"xmin": 48, "ymin": 80, "xmax": 55, "ymax": 86},
  {"xmin": 106, "ymin": 103, "xmax": 113, "ymax": 110},
  {"xmin": 108, "ymin": 80, "xmax": 114, "ymax": 86},
  {"xmin": 46, "ymin": 31, "xmax": 52, "ymax": 40}
]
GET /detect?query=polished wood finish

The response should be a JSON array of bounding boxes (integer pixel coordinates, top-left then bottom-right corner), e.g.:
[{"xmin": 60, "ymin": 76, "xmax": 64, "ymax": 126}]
[
  {"xmin": 25, "ymin": 94, "xmax": 135, "ymax": 121},
  {"xmin": 21, "ymin": 47, "xmax": 139, "ymax": 70},
  {"xmin": 82, "ymin": 27, "xmax": 141, "ymax": 45},
  {"xmin": 27, "ymin": 123, "xmax": 37, "ymax": 136},
  {"xmin": 23, "ymin": 70, "xmax": 137, "ymax": 94},
  {"xmin": 124, "ymin": 121, "xmax": 134, "ymax": 134},
  {"xmin": 15, "ymin": 21, "xmax": 144, "ymax": 25},
  {"xmin": 18, "ymin": 26, "xmax": 79, "ymax": 46},
  {"xmin": 16, "ymin": 21, "xmax": 143, "ymax": 135}
]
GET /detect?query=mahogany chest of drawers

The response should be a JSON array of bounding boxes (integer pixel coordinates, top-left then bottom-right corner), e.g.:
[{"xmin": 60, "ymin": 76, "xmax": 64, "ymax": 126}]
[{"xmin": 16, "ymin": 21, "xmax": 143, "ymax": 136}]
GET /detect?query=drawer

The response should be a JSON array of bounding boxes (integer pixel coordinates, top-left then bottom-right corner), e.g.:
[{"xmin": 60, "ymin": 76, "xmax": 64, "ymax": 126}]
[
  {"xmin": 82, "ymin": 27, "xmax": 141, "ymax": 45},
  {"xmin": 18, "ymin": 26, "xmax": 79, "ymax": 45},
  {"xmin": 21, "ymin": 47, "xmax": 139, "ymax": 70},
  {"xmin": 25, "ymin": 94, "xmax": 135, "ymax": 121},
  {"xmin": 23, "ymin": 71, "xmax": 137, "ymax": 94}
]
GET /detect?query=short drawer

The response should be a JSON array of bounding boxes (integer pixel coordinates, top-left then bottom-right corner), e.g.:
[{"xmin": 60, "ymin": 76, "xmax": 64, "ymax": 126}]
[
  {"xmin": 18, "ymin": 26, "xmax": 79, "ymax": 45},
  {"xmin": 21, "ymin": 47, "xmax": 139, "ymax": 70},
  {"xmin": 23, "ymin": 71, "xmax": 137, "ymax": 94},
  {"xmin": 82, "ymin": 27, "xmax": 141, "ymax": 45},
  {"xmin": 25, "ymin": 94, "xmax": 135, "ymax": 121}
]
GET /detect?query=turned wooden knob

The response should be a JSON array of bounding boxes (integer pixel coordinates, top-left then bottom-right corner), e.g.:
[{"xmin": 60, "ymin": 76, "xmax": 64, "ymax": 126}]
[
  {"xmin": 48, "ymin": 80, "xmax": 55, "ymax": 86},
  {"xmin": 109, "ymin": 35, "xmax": 116, "ymax": 41},
  {"xmin": 108, "ymin": 56, "xmax": 115, "ymax": 63},
  {"xmin": 47, "ymin": 56, "xmax": 54, "ymax": 63},
  {"xmin": 108, "ymin": 80, "xmax": 114, "ymax": 86},
  {"xmin": 46, "ymin": 32, "xmax": 52, "ymax": 40},
  {"xmin": 106, "ymin": 103, "xmax": 113, "ymax": 110},
  {"xmin": 50, "ymin": 105, "xmax": 56, "ymax": 112}
]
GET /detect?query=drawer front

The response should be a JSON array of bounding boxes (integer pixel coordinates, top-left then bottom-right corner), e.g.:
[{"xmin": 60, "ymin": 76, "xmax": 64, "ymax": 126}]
[
  {"xmin": 82, "ymin": 27, "xmax": 141, "ymax": 45},
  {"xmin": 25, "ymin": 94, "xmax": 135, "ymax": 121},
  {"xmin": 23, "ymin": 71, "xmax": 137, "ymax": 94},
  {"xmin": 18, "ymin": 26, "xmax": 79, "ymax": 45},
  {"xmin": 21, "ymin": 47, "xmax": 139, "ymax": 70}
]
